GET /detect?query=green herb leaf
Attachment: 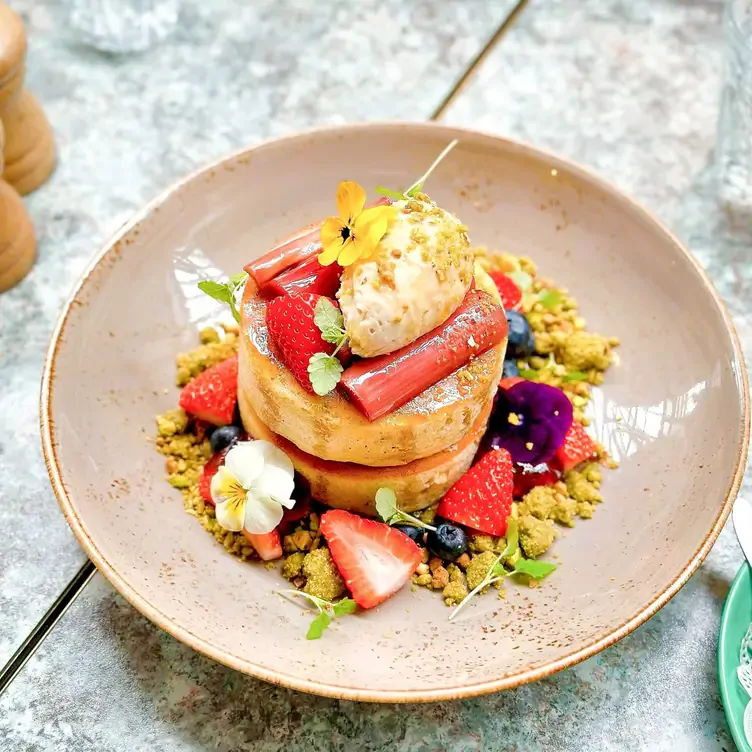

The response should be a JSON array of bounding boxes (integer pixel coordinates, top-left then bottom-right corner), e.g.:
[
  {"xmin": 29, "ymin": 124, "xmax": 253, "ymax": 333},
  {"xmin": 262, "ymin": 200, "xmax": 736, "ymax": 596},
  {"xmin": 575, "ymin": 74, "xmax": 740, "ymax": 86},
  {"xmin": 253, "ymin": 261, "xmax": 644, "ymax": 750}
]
[
  {"xmin": 562, "ymin": 371, "xmax": 587, "ymax": 383},
  {"xmin": 375, "ymin": 186, "xmax": 406, "ymax": 201},
  {"xmin": 406, "ymin": 184, "xmax": 421, "ymax": 198},
  {"xmin": 513, "ymin": 558, "xmax": 558, "ymax": 580},
  {"xmin": 314, "ymin": 298, "xmax": 347, "ymax": 345},
  {"xmin": 307, "ymin": 353, "xmax": 344, "ymax": 396},
  {"xmin": 538, "ymin": 289, "xmax": 562, "ymax": 310},
  {"xmin": 197, "ymin": 273, "xmax": 247, "ymax": 323},
  {"xmin": 375, "ymin": 487, "xmax": 436, "ymax": 531},
  {"xmin": 307, "ymin": 610, "xmax": 331, "ymax": 640},
  {"xmin": 502, "ymin": 518, "xmax": 519, "ymax": 559},
  {"xmin": 332, "ymin": 598, "xmax": 358, "ymax": 617},
  {"xmin": 506, "ymin": 270, "xmax": 533, "ymax": 292},
  {"xmin": 518, "ymin": 369, "xmax": 537, "ymax": 379}
]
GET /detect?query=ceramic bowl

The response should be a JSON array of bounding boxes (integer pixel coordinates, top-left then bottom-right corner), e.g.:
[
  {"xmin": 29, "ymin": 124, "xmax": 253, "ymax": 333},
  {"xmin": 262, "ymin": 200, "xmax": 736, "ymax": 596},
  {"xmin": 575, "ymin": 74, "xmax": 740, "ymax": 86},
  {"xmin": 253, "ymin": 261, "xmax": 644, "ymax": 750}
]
[{"xmin": 42, "ymin": 123, "xmax": 749, "ymax": 702}]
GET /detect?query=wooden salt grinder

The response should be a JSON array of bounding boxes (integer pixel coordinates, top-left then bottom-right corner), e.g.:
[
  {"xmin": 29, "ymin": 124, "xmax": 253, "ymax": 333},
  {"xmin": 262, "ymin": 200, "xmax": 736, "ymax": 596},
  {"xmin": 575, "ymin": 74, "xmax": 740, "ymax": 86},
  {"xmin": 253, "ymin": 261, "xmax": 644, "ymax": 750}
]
[
  {"xmin": 0, "ymin": 2, "xmax": 55, "ymax": 195},
  {"xmin": 0, "ymin": 118, "xmax": 36, "ymax": 292}
]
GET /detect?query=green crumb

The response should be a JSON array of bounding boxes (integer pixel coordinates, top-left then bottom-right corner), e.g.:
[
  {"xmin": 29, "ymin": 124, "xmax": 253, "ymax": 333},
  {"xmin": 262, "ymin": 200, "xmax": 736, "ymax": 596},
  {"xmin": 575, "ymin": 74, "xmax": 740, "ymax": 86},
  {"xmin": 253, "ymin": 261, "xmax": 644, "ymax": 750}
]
[
  {"xmin": 302, "ymin": 549, "xmax": 346, "ymax": 602},
  {"xmin": 550, "ymin": 495, "xmax": 578, "ymax": 527},
  {"xmin": 469, "ymin": 535, "xmax": 496, "ymax": 554},
  {"xmin": 565, "ymin": 468, "xmax": 604, "ymax": 504},
  {"xmin": 519, "ymin": 515, "xmax": 557, "ymax": 558},
  {"xmin": 281, "ymin": 552, "xmax": 306, "ymax": 580},
  {"xmin": 559, "ymin": 332, "xmax": 613, "ymax": 372},
  {"xmin": 577, "ymin": 501, "xmax": 595, "ymax": 519},
  {"xmin": 199, "ymin": 326, "xmax": 221, "ymax": 344},
  {"xmin": 521, "ymin": 486, "xmax": 558, "ymax": 520},
  {"xmin": 156, "ymin": 408, "xmax": 189, "ymax": 438},
  {"xmin": 466, "ymin": 551, "xmax": 499, "ymax": 591}
]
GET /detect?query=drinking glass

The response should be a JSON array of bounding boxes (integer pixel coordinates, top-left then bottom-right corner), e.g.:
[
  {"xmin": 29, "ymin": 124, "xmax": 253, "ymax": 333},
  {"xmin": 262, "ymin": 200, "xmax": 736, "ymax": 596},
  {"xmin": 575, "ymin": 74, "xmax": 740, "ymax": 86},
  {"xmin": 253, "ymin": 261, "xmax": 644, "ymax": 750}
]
[{"xmin": 69, "ymin": 0, "xmax": 179, "ymax": 53}]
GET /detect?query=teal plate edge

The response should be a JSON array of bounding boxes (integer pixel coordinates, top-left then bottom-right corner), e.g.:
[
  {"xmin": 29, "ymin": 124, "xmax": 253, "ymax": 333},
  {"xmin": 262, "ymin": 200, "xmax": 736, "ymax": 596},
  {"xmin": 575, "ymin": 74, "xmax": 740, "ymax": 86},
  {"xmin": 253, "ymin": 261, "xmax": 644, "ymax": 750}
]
[{"xmin": 719, "ymin": 563, "xmax": 752, "ymax": 752}]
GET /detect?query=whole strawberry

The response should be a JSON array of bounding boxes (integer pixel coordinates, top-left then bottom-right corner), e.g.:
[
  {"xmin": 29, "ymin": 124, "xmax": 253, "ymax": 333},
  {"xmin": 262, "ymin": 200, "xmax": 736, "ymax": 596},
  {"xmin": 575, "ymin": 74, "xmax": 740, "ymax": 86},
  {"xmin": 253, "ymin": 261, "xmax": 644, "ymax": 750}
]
[
  {"xmin": 266, "ymin": 293, "xmax": 349, "ymax": 395},
  {"xmin": 437, "ymin": 448, "xmax": 514, "ymax": 536}
]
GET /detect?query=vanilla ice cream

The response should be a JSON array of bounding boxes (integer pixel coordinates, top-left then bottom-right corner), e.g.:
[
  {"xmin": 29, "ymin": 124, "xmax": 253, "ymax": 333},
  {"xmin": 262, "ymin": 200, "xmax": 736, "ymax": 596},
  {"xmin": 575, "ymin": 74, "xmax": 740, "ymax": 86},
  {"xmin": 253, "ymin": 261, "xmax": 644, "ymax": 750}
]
[{"xmin": 337, "ymin": 195, "xmax": 474, "ymax": 358}]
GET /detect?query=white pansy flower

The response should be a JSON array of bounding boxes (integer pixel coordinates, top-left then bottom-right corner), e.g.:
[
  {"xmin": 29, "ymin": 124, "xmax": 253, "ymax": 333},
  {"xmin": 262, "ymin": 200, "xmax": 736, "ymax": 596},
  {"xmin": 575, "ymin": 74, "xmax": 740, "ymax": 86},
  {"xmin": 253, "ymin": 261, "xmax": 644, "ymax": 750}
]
[{"xmin": 210, "ymin": 440, "xmax": 295, "ymax": 534}]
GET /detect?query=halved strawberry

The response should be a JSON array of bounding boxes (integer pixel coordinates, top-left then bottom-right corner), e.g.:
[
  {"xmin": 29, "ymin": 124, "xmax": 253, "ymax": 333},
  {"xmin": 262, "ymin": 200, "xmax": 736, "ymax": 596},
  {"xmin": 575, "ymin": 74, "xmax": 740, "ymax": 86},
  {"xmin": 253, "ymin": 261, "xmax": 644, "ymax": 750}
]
[
  {"xmin": 243, "ymin": 529, "xmax": 283, "ymax": 561},
  {"xmin": 489, "ymin": 271, "xmax": 522, "ymax": 311},
  {"xmin": 266, "ymin": 293, "xmax": 349, "ymax": 394},
  {"xmin": 320, "ymin": 509, "xmax": 422, "ymax": 609},
  {"xmin": 437, "ymin": 448, "xmax": 514, "ymax": 536},
  {"xmin": 178, "ymin": 355, "xmax": 238, "ymax": 426},
  {"xmin": 512, "ymin": 464, "xmax": 559, "ymax": 499},
  {"xmin": 197, "ymin": 447, "xmax": 231, "ymax": 503},
  {"xmin": 553, "ymin": 422, "xmax": 596, "ymax": 473},
  {"xmin": 263, "ymin": 256, "xmax": 343, "ymax": 299}
]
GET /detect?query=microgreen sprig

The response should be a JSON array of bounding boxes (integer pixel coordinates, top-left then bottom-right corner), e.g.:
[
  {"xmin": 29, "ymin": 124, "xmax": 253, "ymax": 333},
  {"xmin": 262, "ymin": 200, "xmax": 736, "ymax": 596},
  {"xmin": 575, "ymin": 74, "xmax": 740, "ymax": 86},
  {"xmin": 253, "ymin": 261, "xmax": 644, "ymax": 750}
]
[
  {"xmin": 376, "ymin": 138, "xmax": 459, "ymax": 203},
  {"xmin": 448, "ymin": 519, "xmax": 557, "ymax": 621},
  {"xmin": 375, "ymin": 487, "xmax": 437, "ymax": 532},
  {"xmin": 308, "ymin": 298, "xmax": 350, "ymax": 396},
  {"xmin": 278, "ymin": 590, "xmax": 357, "ymax": 640},
  {"xmin": 197, "ymin": 272, "xmax": 248, "ymax": 323}
]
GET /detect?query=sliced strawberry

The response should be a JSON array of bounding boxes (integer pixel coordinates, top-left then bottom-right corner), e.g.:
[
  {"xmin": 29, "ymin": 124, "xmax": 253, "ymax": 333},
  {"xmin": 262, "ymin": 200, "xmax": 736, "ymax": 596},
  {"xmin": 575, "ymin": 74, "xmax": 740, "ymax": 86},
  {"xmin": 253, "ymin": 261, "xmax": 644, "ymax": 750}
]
[
  {"xmin": 553, "ymin": 422, "xmax": 597, "ymax": 473},
  {"xmin": 320, "ymin": 509, "xmax": 422, "ymax": 609},
  {"xmin": 438, "ymin": 448, "xmax": 514, "ymax": 536},
  {"xmin": 243, "ymin": 529, "xmax": 283, "ymax": 561},
  {"xmin": 266, "ymin": 293, "xmax": 349, "ymax": 394},
  {"xmin": 499, "ymin": 376, "xmax": 524, "ymax": 390},
  {"xmin": 263, "ymin": 256, "xmax": 343, "ymax": 299},
  {"xmin": 513, "ymin": 464, "xmax": 559, "ymax": 499},
  {"xmin": 341, "ymin": 289, "xmax": 507, "ymax": 421},
  {"xmin": 178, "ymin": 355, "xmax": 238, "ymax": 426},
  {"xmin": 489, "ymin": 271, "xmax": 522, "ymax": 311}
]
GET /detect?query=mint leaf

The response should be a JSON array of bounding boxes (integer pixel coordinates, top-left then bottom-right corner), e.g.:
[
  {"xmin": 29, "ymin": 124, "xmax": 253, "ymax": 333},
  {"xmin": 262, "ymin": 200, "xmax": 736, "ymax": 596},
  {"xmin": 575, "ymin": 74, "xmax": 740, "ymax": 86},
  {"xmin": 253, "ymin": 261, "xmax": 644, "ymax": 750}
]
[
  {"xmin": 502, "ymin": 518, "xmax": 519, "ymax": 559},
  {"xmin": 375, "ymin": 186, "xmax": 406, "ymax": 201},
  {"xmin": 506, "ymin": 270, "xmax": 533, "ymax": 292},
  {"xmin": 513, "ymin": 558, "xmax": 558, "ymax": 580},
  {"xmin": 308, "ymin": 353, "xmax": 343, "ymax": 396},
  {"xmin": 539, "ymin": 289, "xmax": 562, "ymax": 310},
  {"xmin": 229, "ymin": 272, "xmax": 247, "ymax": 287},
  {"xmin": 197, "ymin": 273, "xmax": 247, "ymax": 323},
  {"xmin": 314, "ymin": 298, "xmax": 347, "ymax": 346},
  {"xmin": 563, "ymin": 371, "xmax": 587, "ymax": 383},
  {"xmin": 333, "ymin": 598, "xmax": 357, "ymax": 617},
  {"xmin": 307, "ymin": 610, "xmax": 331, "ymax": 640}
]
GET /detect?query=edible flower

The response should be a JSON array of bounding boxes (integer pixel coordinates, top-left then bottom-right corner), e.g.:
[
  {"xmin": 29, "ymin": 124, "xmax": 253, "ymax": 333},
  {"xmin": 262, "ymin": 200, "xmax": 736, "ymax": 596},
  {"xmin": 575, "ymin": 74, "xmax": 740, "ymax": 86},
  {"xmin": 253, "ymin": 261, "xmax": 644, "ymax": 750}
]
[
  {"xmin": 318, "ymin": 181, "xmax": 396, "ymax": 267},
  {"xmin": 211, "ymin": 440, "xmax": 295, "ymax": 534},
  {"xmin": 483, "ymin": 381, "xmax": 573, "ymax": 465}
]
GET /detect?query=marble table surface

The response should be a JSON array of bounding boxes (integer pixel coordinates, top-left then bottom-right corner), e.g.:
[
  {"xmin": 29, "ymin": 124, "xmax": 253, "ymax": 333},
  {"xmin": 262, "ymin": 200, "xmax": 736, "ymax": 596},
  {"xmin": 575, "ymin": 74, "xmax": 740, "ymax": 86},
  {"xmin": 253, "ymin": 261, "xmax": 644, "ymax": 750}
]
[{"xmin": 0, "ymin": 0, "xmax": 747, "ymax": 750}]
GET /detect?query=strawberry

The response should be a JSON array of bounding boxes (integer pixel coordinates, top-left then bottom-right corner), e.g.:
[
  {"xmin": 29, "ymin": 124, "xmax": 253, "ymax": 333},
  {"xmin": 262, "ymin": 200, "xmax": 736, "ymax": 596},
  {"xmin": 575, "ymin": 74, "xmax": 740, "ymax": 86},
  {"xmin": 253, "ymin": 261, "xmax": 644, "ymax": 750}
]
[
  {"xmin": 489, "ymin": 271, "xmax": 522, "ymax": 311},
  {"xmin": 266, "ymin": 293, "xmax": 349, "ymax": 394},
  {"xmin": 198, "ymin": 447, "xmax": 231, "ymax": 503},
  {"xmin": 243, "ymin": 529, "xmax": 283, "ymax": 561},
  {"xmin": 178, "ymin": 355, "xmax": 238, "ymax": 426},
  {"xmin": 320, "ymin": 509, "xmax": 422, "ymax": 609},
  {"xmin": 437, "ymin": 448, "xmax": 514, "ymax": 536},
  {"xmin": 513, "ymin": 464, "xmax": 559, "ymax": 498},
  {"xmin": 499, "ymin": 376, "xmax": 524, "ymax": 390},
  {"xmin": 553, "ymin": 422, "xmax": 596, "ymax": 473}
]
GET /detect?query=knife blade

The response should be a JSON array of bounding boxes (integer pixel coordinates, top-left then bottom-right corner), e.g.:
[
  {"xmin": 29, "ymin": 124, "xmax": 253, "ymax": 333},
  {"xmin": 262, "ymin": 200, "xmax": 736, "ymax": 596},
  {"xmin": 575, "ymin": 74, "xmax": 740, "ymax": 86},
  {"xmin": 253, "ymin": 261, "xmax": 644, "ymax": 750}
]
[{"xmin": 733, "ymin": 497, "xmax": 752, "ymax": 567}]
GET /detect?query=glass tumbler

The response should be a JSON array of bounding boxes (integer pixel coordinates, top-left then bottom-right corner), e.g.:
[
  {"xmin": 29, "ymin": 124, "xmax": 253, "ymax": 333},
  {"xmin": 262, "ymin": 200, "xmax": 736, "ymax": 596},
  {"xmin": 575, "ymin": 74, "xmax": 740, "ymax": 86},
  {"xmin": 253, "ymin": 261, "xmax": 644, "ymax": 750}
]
[{"xmin": 69, "ymin": 0, "xmax": 179, "ymax": 54}]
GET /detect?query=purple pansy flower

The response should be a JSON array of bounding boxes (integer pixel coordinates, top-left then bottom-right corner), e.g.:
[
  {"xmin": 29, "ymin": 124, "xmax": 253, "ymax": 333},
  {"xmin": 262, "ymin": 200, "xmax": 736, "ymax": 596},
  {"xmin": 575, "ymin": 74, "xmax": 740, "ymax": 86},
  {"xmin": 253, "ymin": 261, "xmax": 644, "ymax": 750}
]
[{"xmin": 483, "ymin": 381, "xmax": 573, "ymax": 465}]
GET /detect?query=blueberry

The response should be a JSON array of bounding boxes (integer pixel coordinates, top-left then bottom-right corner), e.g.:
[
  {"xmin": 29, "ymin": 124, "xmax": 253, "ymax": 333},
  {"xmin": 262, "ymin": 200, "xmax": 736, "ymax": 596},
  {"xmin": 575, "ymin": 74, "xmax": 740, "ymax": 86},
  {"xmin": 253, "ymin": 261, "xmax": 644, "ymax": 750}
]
[
  {"xmin": 505, "ymin": 310, "xmax": 535, "ymax": 359},
  {"xmin": 502, "ymin": 359, "xmax": 520, "ymax": 379},
  {"xmin": 426, "ymin": 522, "xmax": 468, "ymax": 560},
  {"xmin": 210, "ymin": 425, "xmax": 243, "ymax": 454},
  {"xmin": 394, "ymin": 524, "xmax": 424, "ymax": 544}
]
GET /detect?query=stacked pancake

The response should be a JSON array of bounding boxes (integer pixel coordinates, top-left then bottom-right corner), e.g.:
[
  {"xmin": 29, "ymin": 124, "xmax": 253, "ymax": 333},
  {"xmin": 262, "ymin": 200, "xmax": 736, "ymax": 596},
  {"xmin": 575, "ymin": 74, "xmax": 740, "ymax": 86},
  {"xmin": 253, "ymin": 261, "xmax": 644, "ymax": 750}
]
[{"xmin": 238, "ymin": 189, "xmax": 508, "ymax": 515}]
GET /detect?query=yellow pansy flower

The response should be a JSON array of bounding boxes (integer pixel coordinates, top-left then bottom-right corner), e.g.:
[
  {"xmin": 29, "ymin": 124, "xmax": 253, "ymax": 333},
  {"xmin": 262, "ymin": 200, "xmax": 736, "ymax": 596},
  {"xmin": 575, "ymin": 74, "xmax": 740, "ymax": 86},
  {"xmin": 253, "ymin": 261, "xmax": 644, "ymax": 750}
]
[{"xmin": 318, "ymin": 181, "xmax": 396, "ymax": 267}]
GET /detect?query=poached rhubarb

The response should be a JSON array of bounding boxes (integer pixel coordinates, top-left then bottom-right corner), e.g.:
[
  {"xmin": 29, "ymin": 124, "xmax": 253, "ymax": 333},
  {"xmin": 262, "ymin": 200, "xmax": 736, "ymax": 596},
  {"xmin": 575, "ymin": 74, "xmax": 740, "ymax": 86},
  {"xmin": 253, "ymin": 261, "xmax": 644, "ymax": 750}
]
[
  {"xmin": 262, "ymin": 255, "xmax": 343, "ymax": 299},
  {"xmin": 340, "ymin": 289, "xmax": 507, "ymax": 421}
]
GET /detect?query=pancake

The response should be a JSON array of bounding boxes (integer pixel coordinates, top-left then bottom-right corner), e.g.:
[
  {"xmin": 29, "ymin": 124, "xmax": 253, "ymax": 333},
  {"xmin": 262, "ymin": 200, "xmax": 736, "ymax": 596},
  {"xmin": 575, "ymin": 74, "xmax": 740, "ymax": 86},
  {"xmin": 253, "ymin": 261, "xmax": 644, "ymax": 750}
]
[
  {"xmin": 238, "ymin": 275, "xmax": 505, "ymax": 467},
  {"xmin": 239, "ymin": 392, "xmax": 490, "ymax": 515}
]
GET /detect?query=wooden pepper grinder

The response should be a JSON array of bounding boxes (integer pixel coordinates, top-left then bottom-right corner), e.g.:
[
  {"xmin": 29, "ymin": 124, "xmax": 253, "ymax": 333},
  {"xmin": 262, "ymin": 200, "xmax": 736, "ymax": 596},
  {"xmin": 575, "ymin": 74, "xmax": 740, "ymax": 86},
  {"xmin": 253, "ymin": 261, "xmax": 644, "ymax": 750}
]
[
  {"xmin": 0, "ymin": 118, "xmax": 36, "ymax": 292},
  {"xmin": 0, "ymin": 2, "xmax": 55, "ymax": 195}
]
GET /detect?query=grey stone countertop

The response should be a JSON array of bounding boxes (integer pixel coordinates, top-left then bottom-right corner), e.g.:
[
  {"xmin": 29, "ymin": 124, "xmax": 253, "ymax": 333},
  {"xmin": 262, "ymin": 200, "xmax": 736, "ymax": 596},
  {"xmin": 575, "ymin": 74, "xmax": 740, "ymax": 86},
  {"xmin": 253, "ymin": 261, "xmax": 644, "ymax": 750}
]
[{"xmin": 0, "ymin": 1, "xmax": 747, "ymax": 750}]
